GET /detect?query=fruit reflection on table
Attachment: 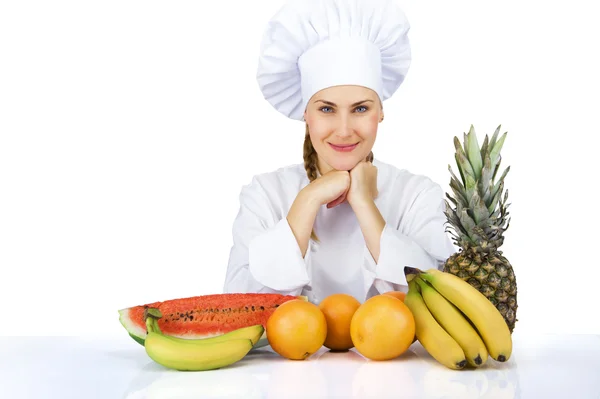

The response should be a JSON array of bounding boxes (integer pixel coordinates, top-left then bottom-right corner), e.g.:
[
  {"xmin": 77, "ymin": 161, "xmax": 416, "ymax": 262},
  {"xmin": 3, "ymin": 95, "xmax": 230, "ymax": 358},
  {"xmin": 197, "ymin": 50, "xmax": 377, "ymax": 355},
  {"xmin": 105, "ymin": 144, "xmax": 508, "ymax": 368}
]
[{"xmin": 118, "ymin": 266, "xmax": 513, "ymax": 372}]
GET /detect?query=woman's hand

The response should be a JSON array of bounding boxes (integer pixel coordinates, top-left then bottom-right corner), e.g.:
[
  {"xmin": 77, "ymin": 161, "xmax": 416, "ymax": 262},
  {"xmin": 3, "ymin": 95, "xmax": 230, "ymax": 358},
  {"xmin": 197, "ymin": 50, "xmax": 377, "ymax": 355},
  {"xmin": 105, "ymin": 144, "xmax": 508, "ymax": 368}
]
[
  {"xmin": 347, "ymin": 160, "xmax": 378, "ymax": 207},
  {"xmin": 305, "ymin": 170, "xmax": 351, "ymax": 208}
]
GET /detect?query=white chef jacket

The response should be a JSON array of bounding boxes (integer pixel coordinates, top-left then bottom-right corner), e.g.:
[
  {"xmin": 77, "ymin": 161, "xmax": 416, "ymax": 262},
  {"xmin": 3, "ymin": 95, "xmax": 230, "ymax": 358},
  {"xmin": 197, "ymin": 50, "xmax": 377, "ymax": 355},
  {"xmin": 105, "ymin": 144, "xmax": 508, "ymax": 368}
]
[{"xmin": 223, "ymin": 158, "xmax": 456, "ymax": 304}]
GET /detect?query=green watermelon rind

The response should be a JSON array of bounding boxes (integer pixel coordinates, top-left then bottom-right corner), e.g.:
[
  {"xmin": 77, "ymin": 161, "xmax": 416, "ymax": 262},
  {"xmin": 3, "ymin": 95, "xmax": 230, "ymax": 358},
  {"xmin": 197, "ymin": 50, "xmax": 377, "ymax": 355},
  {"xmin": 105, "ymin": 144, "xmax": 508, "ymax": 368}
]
[
  {"xmin": 129, "ymin": 332, "xmax": 145, "ymax": 346},
  {"xmin": 119, "ymin": 308, "xmax": 148, "ymax": 346}
]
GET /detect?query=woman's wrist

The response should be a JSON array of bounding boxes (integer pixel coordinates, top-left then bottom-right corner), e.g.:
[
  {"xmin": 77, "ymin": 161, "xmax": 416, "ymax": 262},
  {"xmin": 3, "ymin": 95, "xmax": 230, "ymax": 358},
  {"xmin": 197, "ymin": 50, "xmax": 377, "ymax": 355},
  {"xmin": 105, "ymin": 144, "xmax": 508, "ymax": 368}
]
[
  {"xmin": 300, "ymin": 184, "xmax": 324, "ymax": 209},
  {"xmin": 349, "ymin": 193, "xmax": 373, "ymax": 208}
]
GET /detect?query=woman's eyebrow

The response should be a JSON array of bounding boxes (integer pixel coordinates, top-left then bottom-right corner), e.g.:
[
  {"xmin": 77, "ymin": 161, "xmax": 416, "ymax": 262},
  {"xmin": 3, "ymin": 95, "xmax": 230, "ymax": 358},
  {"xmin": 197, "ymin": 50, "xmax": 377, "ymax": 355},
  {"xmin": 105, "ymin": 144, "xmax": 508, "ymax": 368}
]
[{"xmin": 315, "ymin": 99, "xmax": 374, "ymax": 107}]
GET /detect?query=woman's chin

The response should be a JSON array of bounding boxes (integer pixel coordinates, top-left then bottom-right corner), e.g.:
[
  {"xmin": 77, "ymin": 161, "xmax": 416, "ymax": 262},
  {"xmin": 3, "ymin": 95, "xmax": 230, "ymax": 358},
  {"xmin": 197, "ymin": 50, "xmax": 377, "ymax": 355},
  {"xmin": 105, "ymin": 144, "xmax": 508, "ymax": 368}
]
[{"xmin": 328, "ymin": 157, "xmax": 363, "ymax": 171}]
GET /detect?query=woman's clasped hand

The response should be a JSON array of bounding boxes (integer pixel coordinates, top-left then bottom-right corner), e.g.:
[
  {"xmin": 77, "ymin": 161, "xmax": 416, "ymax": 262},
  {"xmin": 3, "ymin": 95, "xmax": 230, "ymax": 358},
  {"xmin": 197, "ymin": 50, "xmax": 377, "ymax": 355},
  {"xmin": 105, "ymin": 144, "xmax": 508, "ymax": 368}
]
[{"xmin": 306, "ymin": 160, "xmax": 379, "ymax": 209}]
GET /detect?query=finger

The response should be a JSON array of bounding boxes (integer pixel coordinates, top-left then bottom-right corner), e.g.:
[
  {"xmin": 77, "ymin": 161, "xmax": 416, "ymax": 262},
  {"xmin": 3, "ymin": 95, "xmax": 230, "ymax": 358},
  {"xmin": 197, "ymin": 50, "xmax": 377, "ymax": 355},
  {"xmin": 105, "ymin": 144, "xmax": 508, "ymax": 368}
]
[
  {"xmin": 339, "ymin": 191, "xmax": 348, "ymax": 203},
  {"xmin": 328, "ymin": 194, "xmax": 346, "ymax": 208},
  {"xmin": 327, "ymin": 194, "xmax": 344, "ymax": 208},
  {"xmin": 327, "ymin": 191, "xmax": 348, "ymax": 208},
  {"xmin": 327, "ymin": 197, "xmax": 342, "ymax": 208}
]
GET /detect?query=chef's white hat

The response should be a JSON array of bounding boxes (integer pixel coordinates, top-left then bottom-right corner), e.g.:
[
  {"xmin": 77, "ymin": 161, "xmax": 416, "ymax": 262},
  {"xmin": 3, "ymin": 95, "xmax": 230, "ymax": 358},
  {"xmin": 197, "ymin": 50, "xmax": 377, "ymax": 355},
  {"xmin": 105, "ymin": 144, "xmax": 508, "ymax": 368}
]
[{"xmin": 256, "ymin": 0, "xmax": 411, "ymax": 121}]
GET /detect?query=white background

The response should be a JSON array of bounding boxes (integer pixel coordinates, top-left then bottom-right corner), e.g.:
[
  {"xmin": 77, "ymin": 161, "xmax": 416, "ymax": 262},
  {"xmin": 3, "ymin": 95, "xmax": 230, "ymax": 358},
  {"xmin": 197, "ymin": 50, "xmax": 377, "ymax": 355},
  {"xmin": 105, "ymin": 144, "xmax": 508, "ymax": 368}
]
[{"xmin": 1, "ymin": 0, "xmax": 598, "ymax": 337}]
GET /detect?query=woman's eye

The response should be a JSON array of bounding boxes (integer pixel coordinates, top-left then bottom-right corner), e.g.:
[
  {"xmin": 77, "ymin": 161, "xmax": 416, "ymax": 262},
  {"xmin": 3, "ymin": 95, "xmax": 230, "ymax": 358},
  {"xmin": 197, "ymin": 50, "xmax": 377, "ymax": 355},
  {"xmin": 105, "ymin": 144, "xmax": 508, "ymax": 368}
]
[{"xmin": 319, "ymin": 106, "xmax": 368, "ymax": 113}]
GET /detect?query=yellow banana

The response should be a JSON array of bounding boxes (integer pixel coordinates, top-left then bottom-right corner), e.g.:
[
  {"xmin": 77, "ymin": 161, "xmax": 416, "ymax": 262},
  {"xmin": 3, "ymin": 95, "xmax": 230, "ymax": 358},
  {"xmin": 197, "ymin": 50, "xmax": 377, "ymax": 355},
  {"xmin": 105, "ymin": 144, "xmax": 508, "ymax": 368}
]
[
  {"xmin": 404, "ymin": 280, "xmax": 467, "ymax": 370},
  {"xmin": 145, "ymin": 332, "xmax": 254, "ymax": 371},
  {"xmin": 416, "ymin": 277, "xmax": 488, "ymax": 367},
  {"xmin": 417, "ymin": 268, "xmax": 512, "ymax": 362},
  {"xmin": 142, "ymin": 308, "xmax": 256, "ymax": 371}
]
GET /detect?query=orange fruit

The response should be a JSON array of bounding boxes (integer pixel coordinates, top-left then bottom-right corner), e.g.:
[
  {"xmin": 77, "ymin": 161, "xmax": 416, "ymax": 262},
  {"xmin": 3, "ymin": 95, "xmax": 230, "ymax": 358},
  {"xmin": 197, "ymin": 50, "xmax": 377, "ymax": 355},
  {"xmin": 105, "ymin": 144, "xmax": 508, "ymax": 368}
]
[
  {"xmin": 381, "ymin": 291, "xmax": 416, "ymax": 343},
  {"xmin": 350, "ymin": 295, "xmax": 415, "ymax": 361},
  {"xmin": 266, "ymin": 299, "xmax": 327, "ymax": 360},
  {"xmin": 382, "ymin": 291, "xmax": 406, "ymax": 301},
  {"xmin": 318, "ymin": 293, "xmax": 361, "ymax": 351}
]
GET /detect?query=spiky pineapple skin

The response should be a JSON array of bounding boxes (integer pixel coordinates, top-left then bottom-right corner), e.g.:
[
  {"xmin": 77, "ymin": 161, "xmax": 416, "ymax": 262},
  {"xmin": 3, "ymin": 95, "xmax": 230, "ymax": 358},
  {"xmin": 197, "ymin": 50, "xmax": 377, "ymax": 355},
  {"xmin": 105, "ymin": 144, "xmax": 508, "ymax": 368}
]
[{"xmin": 443, "ymin": 250, "xmax": 517, "ymax": 333}]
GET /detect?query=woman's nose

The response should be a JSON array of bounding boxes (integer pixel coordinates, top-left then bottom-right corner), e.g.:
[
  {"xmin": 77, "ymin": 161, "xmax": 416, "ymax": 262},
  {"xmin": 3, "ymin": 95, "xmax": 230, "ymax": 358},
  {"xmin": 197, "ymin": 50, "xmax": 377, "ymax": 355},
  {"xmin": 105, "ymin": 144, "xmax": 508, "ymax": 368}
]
[{"xmin": 335, "ymin": 115, "xmax": 354, "ymax": 137}]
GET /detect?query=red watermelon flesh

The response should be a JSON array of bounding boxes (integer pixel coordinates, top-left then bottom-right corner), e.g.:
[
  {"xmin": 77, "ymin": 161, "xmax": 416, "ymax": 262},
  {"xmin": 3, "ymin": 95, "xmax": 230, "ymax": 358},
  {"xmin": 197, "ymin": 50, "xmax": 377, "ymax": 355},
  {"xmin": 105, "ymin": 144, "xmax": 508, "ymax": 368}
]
[{"xmin": 118, "ymin": 293, "xmax": 302, "ymax": 346}]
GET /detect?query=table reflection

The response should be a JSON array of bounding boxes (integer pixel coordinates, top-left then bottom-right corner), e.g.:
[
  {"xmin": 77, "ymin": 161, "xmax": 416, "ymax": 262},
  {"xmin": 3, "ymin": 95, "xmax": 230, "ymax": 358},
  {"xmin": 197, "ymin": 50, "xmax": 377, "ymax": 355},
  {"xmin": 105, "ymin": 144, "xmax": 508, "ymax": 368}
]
[{"xmin": 123, "ymin": 343, "xmax": 521, "ymax": 399}]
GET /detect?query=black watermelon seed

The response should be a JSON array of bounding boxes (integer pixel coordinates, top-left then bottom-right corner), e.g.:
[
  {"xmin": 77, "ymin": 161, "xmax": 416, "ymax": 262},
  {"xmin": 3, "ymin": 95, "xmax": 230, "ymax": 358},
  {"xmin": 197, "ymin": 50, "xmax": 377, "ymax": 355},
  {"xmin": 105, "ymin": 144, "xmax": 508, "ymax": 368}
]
[{"xmin": 189, "ymin": 315, "xmax": 193, "ymax": 321}]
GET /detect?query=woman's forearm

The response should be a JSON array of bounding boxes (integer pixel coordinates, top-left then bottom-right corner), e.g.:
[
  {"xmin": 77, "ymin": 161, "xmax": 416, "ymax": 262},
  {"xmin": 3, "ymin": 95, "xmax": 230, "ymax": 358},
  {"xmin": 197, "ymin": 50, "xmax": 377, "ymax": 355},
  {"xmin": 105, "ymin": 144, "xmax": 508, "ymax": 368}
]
[
  {"xmin": 351, "ymin": 197, "xmax": 385, "ymax": 263},
  {"xmin": 286, "ymin": 188, "xmax": 321, "ymax": 258}
]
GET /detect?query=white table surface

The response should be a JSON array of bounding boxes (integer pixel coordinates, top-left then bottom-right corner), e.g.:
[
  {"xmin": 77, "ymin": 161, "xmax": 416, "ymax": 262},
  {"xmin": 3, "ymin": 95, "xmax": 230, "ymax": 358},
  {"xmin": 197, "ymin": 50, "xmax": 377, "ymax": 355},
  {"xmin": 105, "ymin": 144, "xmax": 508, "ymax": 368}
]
[{"xmin": 1, "ymin": 333, "xmax": 599, "ymax": 398}]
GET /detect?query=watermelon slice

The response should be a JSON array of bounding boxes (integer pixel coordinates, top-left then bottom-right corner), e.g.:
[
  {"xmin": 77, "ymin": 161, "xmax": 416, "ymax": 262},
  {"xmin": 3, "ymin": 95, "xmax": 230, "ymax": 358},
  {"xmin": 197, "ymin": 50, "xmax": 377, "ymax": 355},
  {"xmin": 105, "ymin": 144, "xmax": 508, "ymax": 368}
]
[{"xmin": 118, "ymin": 293, "xmax": 303, "ymax": 347}]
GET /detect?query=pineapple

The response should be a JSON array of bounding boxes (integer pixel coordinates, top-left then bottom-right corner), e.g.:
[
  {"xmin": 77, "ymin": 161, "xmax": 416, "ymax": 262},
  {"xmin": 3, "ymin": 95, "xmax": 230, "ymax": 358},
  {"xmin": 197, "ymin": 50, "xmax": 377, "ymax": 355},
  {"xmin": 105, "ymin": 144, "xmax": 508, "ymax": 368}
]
[{"xmin": 443, "ymin": 125, "xmax": 517, "ymax": 333}]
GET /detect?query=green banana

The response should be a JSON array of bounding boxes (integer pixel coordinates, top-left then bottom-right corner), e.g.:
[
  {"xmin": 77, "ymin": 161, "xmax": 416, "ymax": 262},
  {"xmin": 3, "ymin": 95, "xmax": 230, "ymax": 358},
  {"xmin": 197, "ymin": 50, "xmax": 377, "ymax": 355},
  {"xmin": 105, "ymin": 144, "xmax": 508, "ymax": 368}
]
[
  {"xmin": 145, "ymin": 332, "xmax": 254, "ymax": 371},
  {"xmin": 404, "ymin": 280, "xmax": 467, "ymax": 370},
  {"xmin": 144, "ymin": 308, "xmax": 264, "ymax": 346},
  {"xmin": 416, "ymin": 277, "xmax": 488, "ymax": 367},
  {"xmin": 414, "ymin": 268, "xmax": 512, "ymax": 362},
  {"xmin": 143, "ymin": 308, "xmax": 255, "ymax": 371}
]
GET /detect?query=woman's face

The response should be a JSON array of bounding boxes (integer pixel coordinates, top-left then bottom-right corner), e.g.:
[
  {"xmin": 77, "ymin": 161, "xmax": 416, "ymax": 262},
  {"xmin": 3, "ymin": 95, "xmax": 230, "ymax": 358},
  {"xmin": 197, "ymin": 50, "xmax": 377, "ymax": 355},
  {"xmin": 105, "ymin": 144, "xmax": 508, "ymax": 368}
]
[{"xmin": 303, "ymin": 85, "xmax": 383, "ymax": 174}]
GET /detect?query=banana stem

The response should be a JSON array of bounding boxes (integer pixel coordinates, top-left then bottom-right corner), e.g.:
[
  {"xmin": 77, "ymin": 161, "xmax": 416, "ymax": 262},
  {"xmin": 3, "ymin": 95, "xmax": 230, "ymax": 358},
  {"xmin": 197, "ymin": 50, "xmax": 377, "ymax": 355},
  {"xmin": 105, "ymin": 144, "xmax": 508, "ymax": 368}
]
[
  {"xmin": 144, "ymin": 307, "xmax": 163, "ymax": 335},
  {"xmin": 404, "ymin": 266, "xmax": 423, "ymax": 282}
]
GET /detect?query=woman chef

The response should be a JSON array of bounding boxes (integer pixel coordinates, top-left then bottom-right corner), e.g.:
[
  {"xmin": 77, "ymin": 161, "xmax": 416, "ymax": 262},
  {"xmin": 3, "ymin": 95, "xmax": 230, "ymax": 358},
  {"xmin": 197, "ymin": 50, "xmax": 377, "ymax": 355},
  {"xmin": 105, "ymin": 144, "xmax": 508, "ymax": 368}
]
[{"xmin": 223, "ymin": 0, "xmax": 455, "ymax": 304}]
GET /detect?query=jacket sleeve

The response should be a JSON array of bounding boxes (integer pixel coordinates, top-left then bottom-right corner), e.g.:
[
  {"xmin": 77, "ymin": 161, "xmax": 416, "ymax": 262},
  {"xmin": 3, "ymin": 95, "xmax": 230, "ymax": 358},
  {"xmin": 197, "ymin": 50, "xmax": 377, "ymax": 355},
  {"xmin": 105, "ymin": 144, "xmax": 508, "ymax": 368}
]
[
  {"xmin": 362, "ymin": 181, "xmax": 456, "ymax": 294},
  {"xmin": 222, "ymin": 176, "xmax": 312, "ymax": 295}
]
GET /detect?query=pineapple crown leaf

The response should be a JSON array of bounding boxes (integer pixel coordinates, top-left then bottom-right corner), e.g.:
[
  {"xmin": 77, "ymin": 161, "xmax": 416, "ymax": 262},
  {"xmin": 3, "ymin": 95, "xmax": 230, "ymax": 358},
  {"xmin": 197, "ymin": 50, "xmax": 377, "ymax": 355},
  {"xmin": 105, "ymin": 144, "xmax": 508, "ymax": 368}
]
[
  {"xmin": 490, "ymin": 131, "xmax": 508, "ymax": 169},
  {"xmin": 472, "ymin": 195, "xmax": 490, "ymax": 225},
  {"xmin": 497, "ymin": 165, "xmax": 511, "ymax": 185},
  {"xmin": 488, "ymin": 183, "xmax": 503, "ymax": 214},
  {"xmin": 491, "ymin": 156, "xmax": 502, "ymax": 182},
  {"xmin": 480, "ymin": 134, "xmax": 490, "ymax": 161},
  {"xmin": 480, "ymin": 155, "xmax": 493, "ymax": 197},
  {"xmin": 466, "ymin": 125, "xmax": 483, "ymax": 180},
  {"xmin": 458, "ymin": 209, "xmax": 478, "ymax": 241},
  {"xmin": 454, "ymin": 137, "xmax": 476, "ymax": 186},
  {"xmin": 472, "ymin": 226, "xmax": 488, "ymax": 242},
  {"xmin": 489, "ymin": 165, "xmax": 510, "ymax": 204},
  {"xmin": 489, "ymin": 124, "xmax": 502, "ymax": 149},
  {"xmin": 444, "ymin": 203, "xmax": 470, "ymax": 238},
  {"xmin": 445, "ymin": 125, "xmax": 512, "ymax": 252},
  {"xmin": 445, "ymin": 193, "xmax": 458, "ymax": 206},
  {"xmin": 454, "ymin": 154, "xmax": 466, "ymax": 187},
  {"xmin": 448, "ymin": 165, "xmax": 468, "ymax": 203}
]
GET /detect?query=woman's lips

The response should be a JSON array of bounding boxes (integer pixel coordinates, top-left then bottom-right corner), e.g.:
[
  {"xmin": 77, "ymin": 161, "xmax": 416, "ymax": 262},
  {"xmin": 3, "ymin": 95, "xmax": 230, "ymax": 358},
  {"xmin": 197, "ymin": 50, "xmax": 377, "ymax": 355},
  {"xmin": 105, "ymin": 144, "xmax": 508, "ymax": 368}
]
[{"xmin": 329, "ymin": 142, "xmax": 359, "ymax": 152}]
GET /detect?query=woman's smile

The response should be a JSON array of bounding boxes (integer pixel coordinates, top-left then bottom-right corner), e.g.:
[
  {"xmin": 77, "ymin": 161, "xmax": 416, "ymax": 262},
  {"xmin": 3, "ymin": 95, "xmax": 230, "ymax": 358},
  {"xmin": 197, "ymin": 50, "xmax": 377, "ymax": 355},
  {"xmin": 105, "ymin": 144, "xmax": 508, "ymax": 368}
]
[{"xmin": 328, "ymin": 142, "xmax": 359, "ymax": 152}]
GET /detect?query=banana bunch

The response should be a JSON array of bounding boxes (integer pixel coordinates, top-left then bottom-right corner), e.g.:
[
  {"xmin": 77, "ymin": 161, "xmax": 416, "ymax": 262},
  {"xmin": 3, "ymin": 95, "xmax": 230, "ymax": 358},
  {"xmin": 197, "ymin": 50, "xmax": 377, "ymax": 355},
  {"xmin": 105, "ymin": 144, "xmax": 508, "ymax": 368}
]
[
  {"xmin": 403, "ymin": 267, "xmax": 512, "ymax": 370},
  {"xmin": 143, "ymin": 308, "xmax": 263, "ymax": 371}
]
